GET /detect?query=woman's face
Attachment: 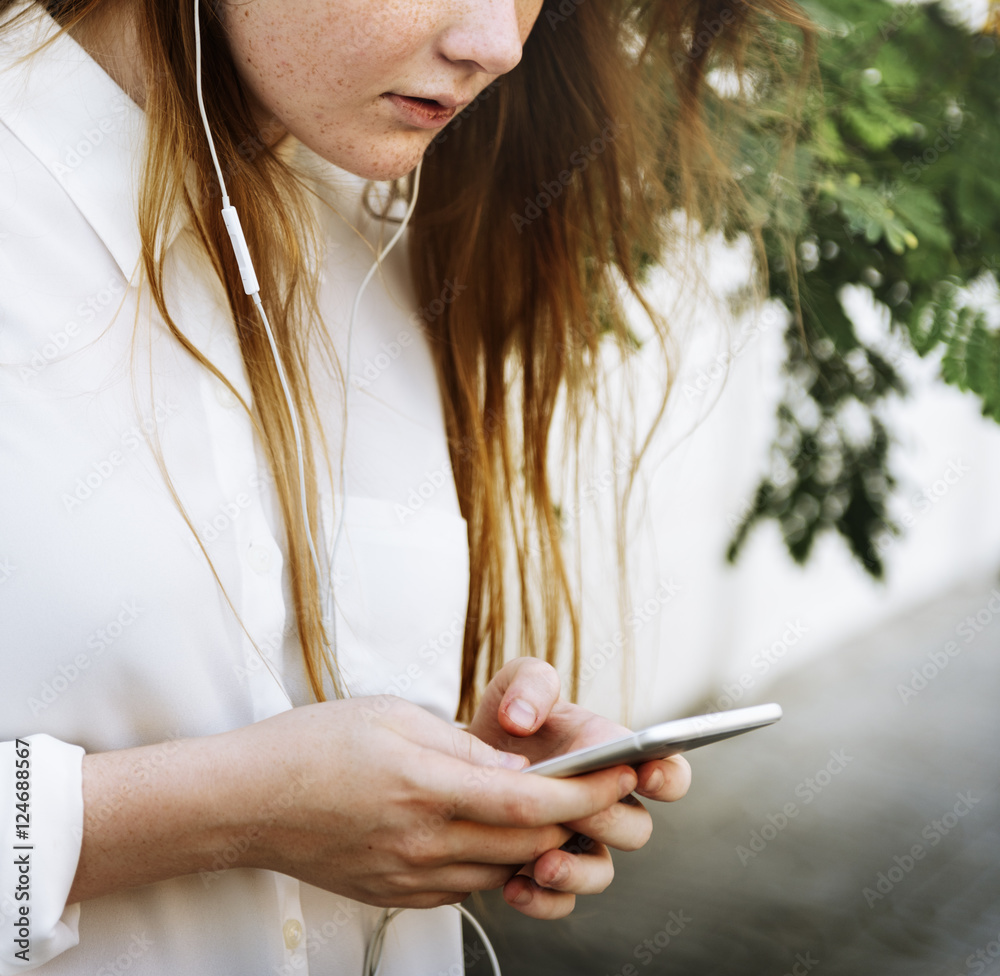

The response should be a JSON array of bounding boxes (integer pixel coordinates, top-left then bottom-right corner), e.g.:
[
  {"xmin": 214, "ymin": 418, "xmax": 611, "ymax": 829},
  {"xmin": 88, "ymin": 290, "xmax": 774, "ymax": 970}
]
[{"xmin": 221, "ymin": 0, "xmax": 545, "ymax": 180}]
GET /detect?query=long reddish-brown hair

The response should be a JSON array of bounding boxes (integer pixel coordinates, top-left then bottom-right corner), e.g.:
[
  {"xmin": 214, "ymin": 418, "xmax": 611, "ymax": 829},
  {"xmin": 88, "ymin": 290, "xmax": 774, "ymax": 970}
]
[{"xmin": 5, "ymin": 0, "xmax": 812, "ymax": 719}]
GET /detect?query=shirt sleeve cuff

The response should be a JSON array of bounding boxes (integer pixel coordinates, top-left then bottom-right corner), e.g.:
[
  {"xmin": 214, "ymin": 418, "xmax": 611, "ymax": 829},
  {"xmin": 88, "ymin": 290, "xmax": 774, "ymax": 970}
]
[{"xmin": 0, "ymin": 734, "xmax": 84, "ymax": 974}]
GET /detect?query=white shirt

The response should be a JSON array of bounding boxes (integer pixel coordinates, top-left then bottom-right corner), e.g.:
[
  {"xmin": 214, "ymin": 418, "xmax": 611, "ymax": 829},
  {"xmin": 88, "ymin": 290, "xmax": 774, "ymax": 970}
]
[{"xmin": 0, "ymin": 5, "xmax": 470, "ymax": 973}]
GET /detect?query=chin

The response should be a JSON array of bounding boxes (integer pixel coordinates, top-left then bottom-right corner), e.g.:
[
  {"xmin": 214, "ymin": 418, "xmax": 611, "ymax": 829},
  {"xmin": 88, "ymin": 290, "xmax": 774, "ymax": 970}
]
[{"xmin": 316, "ymin": 134, "xmax": 432, "ymax": 183}]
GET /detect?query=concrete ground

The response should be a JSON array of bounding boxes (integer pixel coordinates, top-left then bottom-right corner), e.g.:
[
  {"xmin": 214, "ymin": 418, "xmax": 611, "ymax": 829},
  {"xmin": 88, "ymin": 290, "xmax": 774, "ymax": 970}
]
[{"xmin": 468, "ymin": 569, "xmax": 1000, "ymax": 976}]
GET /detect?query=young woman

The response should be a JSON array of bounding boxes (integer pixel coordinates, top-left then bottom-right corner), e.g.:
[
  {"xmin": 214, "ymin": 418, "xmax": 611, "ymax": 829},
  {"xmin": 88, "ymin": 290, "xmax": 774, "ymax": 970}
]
[{"xmin": 0, "ymin": 0, "xmax": 805, "ymax": 972}]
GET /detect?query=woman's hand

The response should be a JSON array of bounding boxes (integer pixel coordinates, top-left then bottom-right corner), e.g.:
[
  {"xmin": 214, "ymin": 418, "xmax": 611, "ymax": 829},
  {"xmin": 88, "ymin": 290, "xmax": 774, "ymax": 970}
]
[
  {"xmin": 467, "ymin": 658, "xmax": 692, "ymax": 919},
  {"xmin": 70, "ymin": 696, "xmax": 640, "ymax": 910}
]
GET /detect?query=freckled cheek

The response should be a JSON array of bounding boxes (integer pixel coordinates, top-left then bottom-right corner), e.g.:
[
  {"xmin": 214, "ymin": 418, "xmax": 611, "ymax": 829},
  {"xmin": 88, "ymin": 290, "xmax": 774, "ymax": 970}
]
[
  {"xmin": 519, "ymin": 0, "xmax": 545, "ymax": 38},
  {"xmin": 230, "ymin": 20, "xmax": 409, "ymax": 113},
  {"xmin": 344, "ymin": 40, "xmax": 414, "ymax": 87},
  {"xmin": 265, "ymin": 54, "xmax": 373, "ymax": 120}
]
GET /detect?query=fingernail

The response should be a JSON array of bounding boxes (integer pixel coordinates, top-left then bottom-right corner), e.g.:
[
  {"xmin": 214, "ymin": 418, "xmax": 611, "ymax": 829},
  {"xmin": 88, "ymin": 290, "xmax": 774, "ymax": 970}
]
[
  {"xmin": 499, "ymin": 751, "xmax": 528, "ymax": 770},
  {"xmin": 510, "ymin": 885, "xmax": 532, "ymax": 906},
  {"xmin": 641, "ymin": 769, "xmax": 665, "ymax": 794},
  {"xmin": 507, "ymin": 698, "xmax": 537, "ymax": 731},
  {"xmin": 545, "ymin": 862, "xmax": 570, "ymax": 888}
]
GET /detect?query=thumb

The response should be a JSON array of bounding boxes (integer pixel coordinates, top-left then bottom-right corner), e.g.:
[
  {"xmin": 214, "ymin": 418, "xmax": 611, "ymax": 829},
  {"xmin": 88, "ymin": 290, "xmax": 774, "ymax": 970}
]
[
  {"xmin": 396, "ymin": 702, "xmax": 528, "ymax": 770},
  {"xmin": 448, "ymin": 724, "xmax": 529, "ymax": 770},
  {"xmin": 492, "ymin": 658, "xmax": 562, "ymax": 736},
  {"xmin": 377, "ymin": 694, "xmax": 526, "ymax": 768}
]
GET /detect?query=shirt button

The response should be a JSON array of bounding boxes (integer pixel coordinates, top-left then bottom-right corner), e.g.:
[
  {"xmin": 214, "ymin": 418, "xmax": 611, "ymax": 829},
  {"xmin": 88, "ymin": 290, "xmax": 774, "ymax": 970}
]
[
  {"xmin": 215, "ymin": 383, "xmax": 240, "ymax": 409},
  {"xmin": 247, "ymin": 544, "xmax": 272, "ymax": 575},
  {"xmin": 282, "ymin": 918, "xmax": 304, "ymax": 950}
]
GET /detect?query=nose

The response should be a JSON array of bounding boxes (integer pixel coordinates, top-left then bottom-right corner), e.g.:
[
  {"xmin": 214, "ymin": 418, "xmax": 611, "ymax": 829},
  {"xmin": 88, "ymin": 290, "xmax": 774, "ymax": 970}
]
[{"xmin": 437, "ymin": 1, "xmax": 527, "ymax": 77}]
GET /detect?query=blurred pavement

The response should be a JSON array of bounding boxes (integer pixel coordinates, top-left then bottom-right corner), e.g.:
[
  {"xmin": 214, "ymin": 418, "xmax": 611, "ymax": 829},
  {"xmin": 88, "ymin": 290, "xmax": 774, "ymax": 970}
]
[{"xmin": 470, "ymin": 567, "xmax": 1000, "ymax": 976}]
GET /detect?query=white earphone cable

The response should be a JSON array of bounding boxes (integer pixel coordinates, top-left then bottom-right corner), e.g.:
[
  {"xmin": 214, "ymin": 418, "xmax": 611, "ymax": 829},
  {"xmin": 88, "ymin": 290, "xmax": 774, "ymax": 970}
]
[
  {"xmin": 325, "ymin": 166, "xmax": 423, "ymax": 641},
  {"xmin": 194, "ymin": 0, "xmax": 421, "ymax": 661},
  {"xmin": 195, "ymin": 0, "xmax": 325, "ymax": 625},
  {"xmin": 193, "ymin": 5, "xmax": 499, "ymax": 973},
  {"xmin": 363, "ymin": 904, "xmax": 502, "ymax": 976}
]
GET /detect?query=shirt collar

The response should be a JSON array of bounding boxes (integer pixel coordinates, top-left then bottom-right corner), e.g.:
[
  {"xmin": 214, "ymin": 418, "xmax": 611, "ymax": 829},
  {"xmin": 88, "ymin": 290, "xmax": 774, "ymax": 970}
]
[
  {"xmin": 0, "ymin": 4, "xmax": 397, "ymax": 292},
  {"xmin": 0, "ymin": 2, "xmax": 151, "ymax": 284}
]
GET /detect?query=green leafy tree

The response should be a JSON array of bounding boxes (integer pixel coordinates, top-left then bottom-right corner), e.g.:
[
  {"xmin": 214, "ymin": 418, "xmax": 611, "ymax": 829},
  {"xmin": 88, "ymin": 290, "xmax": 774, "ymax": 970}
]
[{"xmin": 710, "ymin": 0, "xmax": 1000, "ymax": 576}]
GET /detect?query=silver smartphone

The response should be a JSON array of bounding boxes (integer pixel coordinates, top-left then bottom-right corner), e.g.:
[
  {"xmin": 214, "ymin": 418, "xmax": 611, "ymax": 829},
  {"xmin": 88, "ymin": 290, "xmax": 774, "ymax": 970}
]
[{"xmin": 523, "ymin": 703, "xmax": 783, "ymax": 778}]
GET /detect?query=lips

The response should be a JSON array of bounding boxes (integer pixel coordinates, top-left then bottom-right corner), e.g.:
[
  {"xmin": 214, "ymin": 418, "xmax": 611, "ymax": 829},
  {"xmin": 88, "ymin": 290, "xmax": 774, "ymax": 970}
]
[
  {"xmin": 404, "ymin": 95, "xmax": 450, "ymax": 112},
  {"xmin": 382, "ymin": 93, "xmax": 466, "ymax": 129}
]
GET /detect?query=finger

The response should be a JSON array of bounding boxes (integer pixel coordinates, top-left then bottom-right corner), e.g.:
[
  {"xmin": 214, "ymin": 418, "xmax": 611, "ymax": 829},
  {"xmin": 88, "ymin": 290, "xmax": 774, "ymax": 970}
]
[
  {"xmin": 502, "ymin": 875, "xmax": 576, "ymax": 920},
  {"xmin": 635, "ymin": 755, "xmax": 692, "ymax": 802},
  {"xmin": 451, "ymin": 762, "xmax": 638, "ymax": 828},
  {"xmin": 443, "ymin": 724, "xmax": 529, "ymax": 771},
  {"xmin": 497, "ymin": 658, "xmax": 562, "ymax": 736},
  {"xmin": 530, "ymin": 836, "xmax": 614, "ymax": 896},
  {"xmin": 472, "ymin": 658, "xmax": 562, "ymax": 739},
  {"xmin": 384, "ymin": 861, "xmax": 524, "ymax": 897},
  {"xmin": 402, "ymin": 821, "xmax": 574, "ymax": 868},
  {"xmin": 376, "ymin": 891, "xmax": 471, "ymax": 910},
  {"xmin": 388, "ymin": 701, "xmax": 528, "ymax": 771},
  {"xmin": 563, "ymin": 793, "xmax": 653, "ymax": 852}
]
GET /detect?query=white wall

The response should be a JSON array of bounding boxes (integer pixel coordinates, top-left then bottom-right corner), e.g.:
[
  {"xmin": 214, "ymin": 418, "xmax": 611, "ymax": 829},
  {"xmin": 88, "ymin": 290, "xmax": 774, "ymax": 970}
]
[{"xmin": 568, "ymin": 237, "xmax": 1000, "ymax": 727}]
